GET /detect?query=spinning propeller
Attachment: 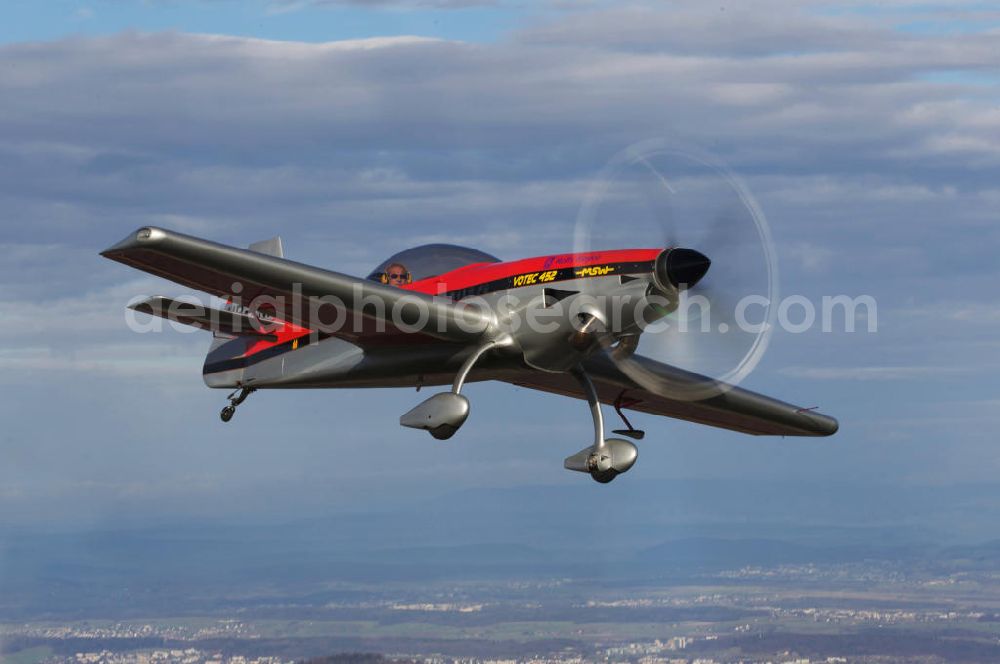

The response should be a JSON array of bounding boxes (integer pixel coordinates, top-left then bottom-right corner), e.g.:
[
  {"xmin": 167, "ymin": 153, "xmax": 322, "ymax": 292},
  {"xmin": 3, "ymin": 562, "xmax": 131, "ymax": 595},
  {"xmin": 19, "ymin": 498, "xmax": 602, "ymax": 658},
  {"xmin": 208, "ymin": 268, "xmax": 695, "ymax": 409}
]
[{"xmin": 575, "ymin": 139, "xmax": 778, "ymax": 401}]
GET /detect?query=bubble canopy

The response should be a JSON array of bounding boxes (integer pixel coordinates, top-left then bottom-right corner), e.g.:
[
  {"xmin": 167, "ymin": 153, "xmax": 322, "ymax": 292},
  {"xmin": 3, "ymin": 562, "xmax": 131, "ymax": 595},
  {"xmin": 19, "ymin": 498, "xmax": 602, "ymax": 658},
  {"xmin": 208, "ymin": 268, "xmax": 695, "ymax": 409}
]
[{"xmin": 367, "ymin": 243, "xmax": 501, "ymax": 282}]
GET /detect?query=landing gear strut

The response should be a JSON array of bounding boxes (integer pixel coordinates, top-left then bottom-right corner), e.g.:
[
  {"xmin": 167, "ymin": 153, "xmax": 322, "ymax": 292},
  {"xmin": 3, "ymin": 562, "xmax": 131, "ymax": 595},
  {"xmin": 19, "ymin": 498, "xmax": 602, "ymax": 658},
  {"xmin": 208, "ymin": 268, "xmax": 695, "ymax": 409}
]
[
  {"xmin": 563, "ymin": 367, "xmax": 638, "ymax": 483},
  {"xmin": 220, "ymin": 386, "xmax": 256, "ymax": 423},
  {"xmin": 400, "ymin": 336, "xmax": 512, "ymax": 439}
]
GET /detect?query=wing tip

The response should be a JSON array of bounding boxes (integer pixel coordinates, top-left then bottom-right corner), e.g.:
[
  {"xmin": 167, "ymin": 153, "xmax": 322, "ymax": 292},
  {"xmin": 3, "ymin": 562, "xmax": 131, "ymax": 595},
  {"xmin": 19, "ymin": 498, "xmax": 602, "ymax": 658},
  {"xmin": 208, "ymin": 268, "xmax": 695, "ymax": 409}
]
[
  {"xmin": 100, "ymin": 226, "xmax": 169, "ymax": 258},
  {"xmin": 807, "ymin": 412, "xmax": 839, "ymax": 437}
]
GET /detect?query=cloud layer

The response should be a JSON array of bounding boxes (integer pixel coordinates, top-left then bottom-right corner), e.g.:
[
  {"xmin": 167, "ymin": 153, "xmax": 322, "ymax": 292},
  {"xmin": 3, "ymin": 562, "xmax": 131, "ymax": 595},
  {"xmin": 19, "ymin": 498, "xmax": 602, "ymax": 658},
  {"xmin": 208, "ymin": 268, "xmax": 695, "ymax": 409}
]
[{"xmin": 1, "ymin": 2, "xmax": 999, "ymax": 523}]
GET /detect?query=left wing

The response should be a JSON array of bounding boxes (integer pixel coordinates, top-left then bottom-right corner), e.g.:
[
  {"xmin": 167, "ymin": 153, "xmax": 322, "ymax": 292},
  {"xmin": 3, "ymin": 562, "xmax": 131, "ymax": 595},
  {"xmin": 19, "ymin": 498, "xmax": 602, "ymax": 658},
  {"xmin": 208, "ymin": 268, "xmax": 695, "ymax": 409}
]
[
  {"xmin": 102, "ymin": 227, "xmax": 492, "ymax": 346},
  {"xmin": 500, "ymin": 353, "xmax": 838, "ymax": 437}
]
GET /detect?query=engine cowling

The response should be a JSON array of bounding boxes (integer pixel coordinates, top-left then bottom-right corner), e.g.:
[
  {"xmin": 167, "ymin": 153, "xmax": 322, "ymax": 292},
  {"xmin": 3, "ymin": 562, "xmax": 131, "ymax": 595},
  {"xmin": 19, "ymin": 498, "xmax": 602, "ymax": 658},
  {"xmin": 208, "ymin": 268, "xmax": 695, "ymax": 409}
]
[{"xmin": 507, "ymin": 293, "xmax": 610, "ymax": 372}]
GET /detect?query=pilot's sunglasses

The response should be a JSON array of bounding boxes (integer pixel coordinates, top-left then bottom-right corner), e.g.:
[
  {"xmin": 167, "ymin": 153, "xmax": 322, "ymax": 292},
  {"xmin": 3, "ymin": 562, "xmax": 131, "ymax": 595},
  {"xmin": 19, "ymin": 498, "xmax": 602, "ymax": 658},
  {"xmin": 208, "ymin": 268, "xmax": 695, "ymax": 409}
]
[{"xmin": 389, "ymin": 272, "xmax": 408, "ymax": 279}]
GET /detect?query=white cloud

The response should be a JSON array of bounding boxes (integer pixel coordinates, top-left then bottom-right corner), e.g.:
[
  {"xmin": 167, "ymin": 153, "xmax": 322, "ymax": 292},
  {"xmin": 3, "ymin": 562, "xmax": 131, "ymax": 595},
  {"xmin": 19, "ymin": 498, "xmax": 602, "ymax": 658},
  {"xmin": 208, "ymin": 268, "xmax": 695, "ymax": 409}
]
[
  {"xmin": 0, "ymin": 343, "xmax": 202, "ymax": 379},
  {"xmin": 273, "ymin": 0, "xmax": 499, "ymax": 9},
  {"xmin": 783, "ymin": 241, "xmax": 836, "ymax": 274},
  {"xmin": 2, "ymin": 3, "xmax": 1000, "ymax": 513},
  {"xmin": 894, "ymin": 301, "xmax": 1000, "ymax": 324},
  {"xmin": 779, "ymin": 365, "xmax": 980, "ymax": 380}
]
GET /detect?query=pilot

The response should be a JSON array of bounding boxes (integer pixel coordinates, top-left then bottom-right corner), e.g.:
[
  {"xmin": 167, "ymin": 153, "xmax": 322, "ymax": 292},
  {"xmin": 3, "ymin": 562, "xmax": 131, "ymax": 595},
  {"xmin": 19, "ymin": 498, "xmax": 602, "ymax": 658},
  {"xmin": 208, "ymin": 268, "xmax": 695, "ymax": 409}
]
[{"xmin": 383, "ymin": 262, "xmax": 411, "ymax": 287}]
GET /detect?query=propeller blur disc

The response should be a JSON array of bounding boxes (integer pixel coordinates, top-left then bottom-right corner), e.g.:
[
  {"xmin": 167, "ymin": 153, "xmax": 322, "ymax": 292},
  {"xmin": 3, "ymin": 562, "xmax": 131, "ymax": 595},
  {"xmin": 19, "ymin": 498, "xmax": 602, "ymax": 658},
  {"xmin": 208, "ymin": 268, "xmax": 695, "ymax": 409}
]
[{"xmin": 574, "ymin": 139, "xmax": 778, "ymax": 400}]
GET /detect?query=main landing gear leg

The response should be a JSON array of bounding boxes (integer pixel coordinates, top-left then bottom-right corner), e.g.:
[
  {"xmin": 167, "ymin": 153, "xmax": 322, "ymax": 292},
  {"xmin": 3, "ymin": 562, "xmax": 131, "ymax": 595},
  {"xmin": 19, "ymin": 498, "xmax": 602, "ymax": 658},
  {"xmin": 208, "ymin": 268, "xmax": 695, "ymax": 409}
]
[
  {"xmin": 220, "ymin": 386, "xmax": 256, "ymax": 423},
  {"xmin": 400, "ymin": 336, "xmax": 512, "ymax": 440},
  {"xmin": 563, "ymin": 367, "xmax": 638, "ymax": 483}
]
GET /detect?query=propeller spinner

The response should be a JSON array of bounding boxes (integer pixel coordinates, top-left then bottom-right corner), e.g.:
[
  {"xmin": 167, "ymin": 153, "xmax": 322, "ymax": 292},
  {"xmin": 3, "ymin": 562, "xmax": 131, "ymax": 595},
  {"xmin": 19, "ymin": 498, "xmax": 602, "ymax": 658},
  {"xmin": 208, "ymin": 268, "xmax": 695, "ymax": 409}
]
[{"xmin": 656, "ymin": 247, "xmax": 712, "ymax": 291}]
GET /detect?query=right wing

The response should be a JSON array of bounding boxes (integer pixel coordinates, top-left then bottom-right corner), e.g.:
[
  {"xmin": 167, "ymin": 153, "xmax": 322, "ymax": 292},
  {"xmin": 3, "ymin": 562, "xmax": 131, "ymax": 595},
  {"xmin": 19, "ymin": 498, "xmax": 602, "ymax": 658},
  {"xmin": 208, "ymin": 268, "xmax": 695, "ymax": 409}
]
[
  {"xmin": 101, "ymin": 227, "xmax": 492, "ymax": 345},
  {"xmin": 504, "ymin": 352, "xmax": 838, "ymax": 437}
]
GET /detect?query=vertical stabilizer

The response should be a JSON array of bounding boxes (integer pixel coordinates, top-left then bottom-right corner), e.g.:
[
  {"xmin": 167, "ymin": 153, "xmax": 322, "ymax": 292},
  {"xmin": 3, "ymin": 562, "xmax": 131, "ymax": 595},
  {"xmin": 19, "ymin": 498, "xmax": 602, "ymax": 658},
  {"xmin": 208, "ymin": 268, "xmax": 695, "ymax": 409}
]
[{"xmin": 248, "ymin": 236, "xmax": 284, "ymax": 258}]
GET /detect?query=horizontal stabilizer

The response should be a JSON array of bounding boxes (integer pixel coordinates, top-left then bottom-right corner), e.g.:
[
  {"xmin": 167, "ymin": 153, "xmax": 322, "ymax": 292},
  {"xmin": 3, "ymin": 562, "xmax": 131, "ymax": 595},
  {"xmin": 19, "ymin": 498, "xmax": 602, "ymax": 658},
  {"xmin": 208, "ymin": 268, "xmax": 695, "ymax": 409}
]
[{"xmin": 129, "ymin": 296, "xmax": 278, "ymax": 340}]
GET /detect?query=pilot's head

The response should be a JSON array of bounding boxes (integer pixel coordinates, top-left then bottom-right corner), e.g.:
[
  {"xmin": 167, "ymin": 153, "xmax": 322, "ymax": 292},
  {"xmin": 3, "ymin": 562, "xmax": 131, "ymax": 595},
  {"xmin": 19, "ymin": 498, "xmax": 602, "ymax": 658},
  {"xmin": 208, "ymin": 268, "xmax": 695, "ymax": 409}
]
[{"xmin": 383, "ymin": 262, "xmax": 411, "ymax": 286}]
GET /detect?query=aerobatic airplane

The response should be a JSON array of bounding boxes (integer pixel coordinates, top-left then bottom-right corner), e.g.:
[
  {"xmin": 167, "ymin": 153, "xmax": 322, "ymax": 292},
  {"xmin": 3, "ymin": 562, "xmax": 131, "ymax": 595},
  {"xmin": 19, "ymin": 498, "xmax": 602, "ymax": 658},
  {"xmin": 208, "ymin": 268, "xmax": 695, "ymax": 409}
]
[{"xmin": 102, "ymin": 227, "xmax": 837, "ymax": 483}]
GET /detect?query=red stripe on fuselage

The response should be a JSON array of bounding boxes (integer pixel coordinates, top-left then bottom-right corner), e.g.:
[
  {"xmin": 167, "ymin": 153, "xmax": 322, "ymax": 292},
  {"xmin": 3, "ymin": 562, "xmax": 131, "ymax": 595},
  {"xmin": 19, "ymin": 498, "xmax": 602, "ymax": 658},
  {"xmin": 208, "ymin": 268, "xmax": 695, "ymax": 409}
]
[
  {"xmin": 403, "ymin": 248, "xmax": 661, "ymax": 295},
  {"xmin": 231, "ymin": 310, "xmax": 311, "ymax": 360},
  {"xmin": 233, "ymin": 248, "xmax": 659, "ymax": 360}
]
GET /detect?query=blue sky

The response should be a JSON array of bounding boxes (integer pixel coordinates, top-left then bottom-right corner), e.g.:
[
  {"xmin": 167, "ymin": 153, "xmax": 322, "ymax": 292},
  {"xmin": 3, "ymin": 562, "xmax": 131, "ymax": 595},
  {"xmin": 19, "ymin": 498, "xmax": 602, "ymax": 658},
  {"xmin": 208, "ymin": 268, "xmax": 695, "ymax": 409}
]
[
  {"xmin": 1, "ymin": 0, "xmax": 999, "ymax": 534},
  {"xmin": 0, "ymin": 0, "xmax": 526, "ymax": 45}
]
